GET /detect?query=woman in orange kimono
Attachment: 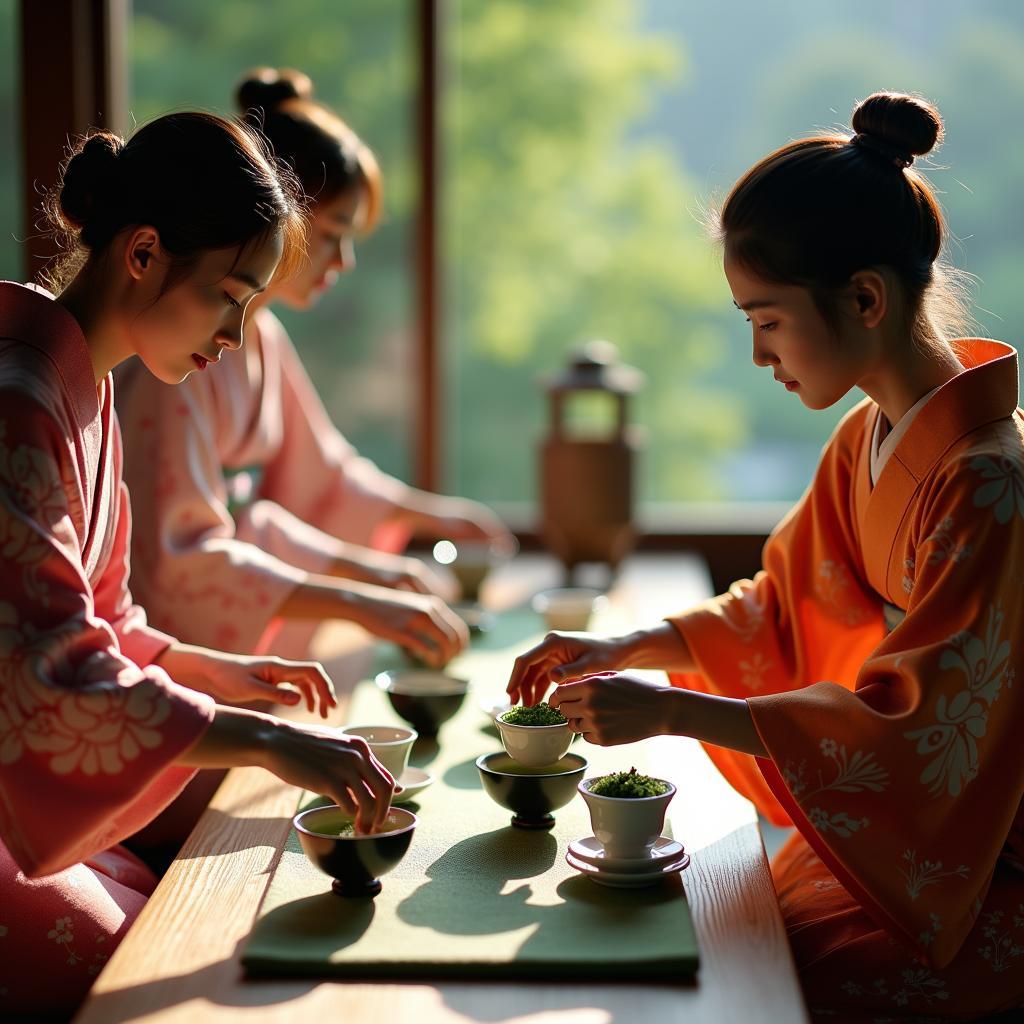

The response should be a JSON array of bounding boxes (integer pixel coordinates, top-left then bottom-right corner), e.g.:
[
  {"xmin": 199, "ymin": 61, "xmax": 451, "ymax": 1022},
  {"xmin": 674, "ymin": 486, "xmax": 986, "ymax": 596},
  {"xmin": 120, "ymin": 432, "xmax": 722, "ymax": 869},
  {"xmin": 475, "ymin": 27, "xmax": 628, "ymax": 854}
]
[
  {"xmin": 0, "ymin": 114, "xmax": 399, "ymax": 1017},
  {"xmin": 115, "ymin": 67, "xmax": 508, "ymax": 663},
  {"xmin": 508, "ymin": 92, "xmax": 1024, "ymax": 1020}
]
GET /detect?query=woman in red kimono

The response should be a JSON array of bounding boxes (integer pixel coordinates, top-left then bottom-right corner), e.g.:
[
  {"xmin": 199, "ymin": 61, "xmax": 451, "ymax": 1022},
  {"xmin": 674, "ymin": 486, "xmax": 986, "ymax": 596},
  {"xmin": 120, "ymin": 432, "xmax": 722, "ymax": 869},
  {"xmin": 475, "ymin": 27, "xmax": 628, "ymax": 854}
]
[
  {"xmin": 507, "ymin": 92, "xmax": 1024, "ymax": 1020},
  {"xmin": 0, "ymin": 113, "xmax": 402, "ymax": 1016},
  {"xmin": 115, "ymin": 67, "xmax": 509, "ymax": 662}
]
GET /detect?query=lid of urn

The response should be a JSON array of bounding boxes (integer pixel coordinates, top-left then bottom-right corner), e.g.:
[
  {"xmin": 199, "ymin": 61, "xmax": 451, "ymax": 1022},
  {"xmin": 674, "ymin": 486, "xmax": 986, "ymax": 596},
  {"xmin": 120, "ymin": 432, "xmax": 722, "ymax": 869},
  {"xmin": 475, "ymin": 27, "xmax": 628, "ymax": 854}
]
[{"xmin": 545, "ymin": 340, "xmax": 644, "ymax": 395}]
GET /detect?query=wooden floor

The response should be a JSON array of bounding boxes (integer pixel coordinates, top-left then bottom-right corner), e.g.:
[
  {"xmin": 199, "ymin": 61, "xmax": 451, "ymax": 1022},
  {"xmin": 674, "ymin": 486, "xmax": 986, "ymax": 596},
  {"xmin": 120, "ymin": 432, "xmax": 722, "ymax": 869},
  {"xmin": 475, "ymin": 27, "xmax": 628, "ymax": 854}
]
[{"xmin": 73, "ymin": 554, "xmax": 808, "ymax": 1024}]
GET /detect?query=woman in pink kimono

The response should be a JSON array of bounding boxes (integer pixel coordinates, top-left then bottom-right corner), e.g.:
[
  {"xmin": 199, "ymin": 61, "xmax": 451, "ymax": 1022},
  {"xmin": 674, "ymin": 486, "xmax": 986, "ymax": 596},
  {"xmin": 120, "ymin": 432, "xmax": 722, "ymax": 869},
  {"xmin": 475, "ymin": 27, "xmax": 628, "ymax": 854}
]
[
  {"xmin": 0, "ymin": 113, "xmax": 401, "ymax": 1016},
  {"xmin": 115, "ymin": 67, "xmax": 508, "ymax": 662},
  {"xmin": 507, "ymin": 93, "xmax": 1024, "ymax": 1020}
]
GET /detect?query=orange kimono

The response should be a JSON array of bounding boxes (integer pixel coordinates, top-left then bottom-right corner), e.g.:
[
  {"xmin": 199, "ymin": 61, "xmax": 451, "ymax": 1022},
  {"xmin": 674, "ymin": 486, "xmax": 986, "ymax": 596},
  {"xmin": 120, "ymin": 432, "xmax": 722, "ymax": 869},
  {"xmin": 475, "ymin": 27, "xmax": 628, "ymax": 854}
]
[{"xmin": 670, "ymin": 339, "xmax": 1024, "ymax": 1021}]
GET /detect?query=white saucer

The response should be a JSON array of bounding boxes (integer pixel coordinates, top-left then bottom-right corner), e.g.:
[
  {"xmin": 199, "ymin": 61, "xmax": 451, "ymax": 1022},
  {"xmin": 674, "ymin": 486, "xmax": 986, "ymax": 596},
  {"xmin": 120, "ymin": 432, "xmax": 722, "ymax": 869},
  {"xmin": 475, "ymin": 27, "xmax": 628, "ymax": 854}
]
[
  {"xmin": 568, "ymin": 835, "xmax": 685, "ymax": 873},
  {"xmin": 565, "ymin": 849, "xmax": 690, "ymax": 888},
  {"xmin": 391, "ymin": 766, "xmax": 434, "ymax": 804}
]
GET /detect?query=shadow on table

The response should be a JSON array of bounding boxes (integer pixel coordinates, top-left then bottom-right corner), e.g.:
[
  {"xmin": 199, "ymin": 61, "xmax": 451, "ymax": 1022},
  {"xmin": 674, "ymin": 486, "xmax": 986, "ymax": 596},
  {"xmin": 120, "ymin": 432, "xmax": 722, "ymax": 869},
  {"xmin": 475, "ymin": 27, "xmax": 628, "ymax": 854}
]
[{"xmin": 442, "ymin": 754, "xmax": 485, "ymax": 790}]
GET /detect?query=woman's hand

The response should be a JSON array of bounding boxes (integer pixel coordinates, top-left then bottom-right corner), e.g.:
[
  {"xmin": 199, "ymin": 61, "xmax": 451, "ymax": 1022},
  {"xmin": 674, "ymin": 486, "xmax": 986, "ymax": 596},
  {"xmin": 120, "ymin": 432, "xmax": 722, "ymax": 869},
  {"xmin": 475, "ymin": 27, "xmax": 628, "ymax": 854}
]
[
  {"xmin": 329, "ymin": 548, "xmax": 456, "ymax": 601},
  {"xmin": 180, "ymin": 707, "xmax": 395, "ymax": 832},
  {"xmin": 506, "ymin": 632, "xmax": 637, "ymax": 706},
  {"xmin": 507, "ymin": 622, "xmax": 697, "ymax": 706},
  {"xmin": 345, "ymin": 587, "xmax": 469, "ymax": 667},
  {"xmin": 156, "ymin": 644, "xmax": 337, "ymax": 717},
  {"xmin": 548, "ymin": 673, "xmax": 671, "ymax": 746},
  {"xmin": 401, "ymin": 494, "xmax": 513, "ymax": 547}
]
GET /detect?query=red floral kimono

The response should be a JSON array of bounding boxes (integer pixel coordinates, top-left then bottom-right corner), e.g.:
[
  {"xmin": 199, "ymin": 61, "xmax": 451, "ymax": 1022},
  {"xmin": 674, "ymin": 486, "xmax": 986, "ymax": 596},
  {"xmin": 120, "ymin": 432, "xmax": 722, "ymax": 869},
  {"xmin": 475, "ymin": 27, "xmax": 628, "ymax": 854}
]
[
  {"xmin": 0, "ymin": 282, "xmax": 214, "ymax": 1014},
  {"xmin": 670, "ymin": 338, "xmax": 1024, "ymax": 1021},
  {"xmin": 114, "ymin": 307, "xmax": 411, "ymax": 658}
]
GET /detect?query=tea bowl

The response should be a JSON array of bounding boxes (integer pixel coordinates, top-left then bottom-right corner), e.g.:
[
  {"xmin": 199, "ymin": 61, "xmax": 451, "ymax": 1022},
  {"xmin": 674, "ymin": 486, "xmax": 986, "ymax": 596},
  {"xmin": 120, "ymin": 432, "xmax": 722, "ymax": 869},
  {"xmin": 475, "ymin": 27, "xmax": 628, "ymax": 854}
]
[
  {"xmin": 375, "ymin": 669, "xmax": 470, "ymax": 737},
  {"xmin": 476, "ymin": 751, "xmax": 587, "ymax": 830},
  {"xmin": 578, "ymin": 776, "xmax": 676, "ymax": 860},
  {"xmin": 495, "ymin": 713, "xmax": 573, "ymax": 768},
  {"xmin": 339, "ymin": 724, "xmax": 417, "ymax": 783},
  {"xmin": 531, "ymin": 587, "xmax": 607, "ymax": 632},
  {"xmin": 293, "ymin": 804, "xmax": 417, "ymax": 898}
]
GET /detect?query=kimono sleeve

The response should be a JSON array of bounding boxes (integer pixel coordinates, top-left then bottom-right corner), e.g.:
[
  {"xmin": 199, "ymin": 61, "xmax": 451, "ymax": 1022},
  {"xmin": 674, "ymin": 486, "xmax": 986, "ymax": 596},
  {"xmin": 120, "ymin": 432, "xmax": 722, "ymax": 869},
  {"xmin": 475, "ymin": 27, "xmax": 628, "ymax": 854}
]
[
  {"xmin": 0, "ymin": 395, "xmax": 214, "ymax": 877},
  {"xmin": 748, "ymin": 448, "xmax": 1024, "ymax": 968},
  {"xmin": 257, "ymin": 312, "xmax": 411, "ymax": 553},
  {"xmin": 115, "ymin": 372, "xmax": 313, "ymax": 654},
  {"xmin": 666, "ymin": 410, "xmax": 887, "ymax": 823}
]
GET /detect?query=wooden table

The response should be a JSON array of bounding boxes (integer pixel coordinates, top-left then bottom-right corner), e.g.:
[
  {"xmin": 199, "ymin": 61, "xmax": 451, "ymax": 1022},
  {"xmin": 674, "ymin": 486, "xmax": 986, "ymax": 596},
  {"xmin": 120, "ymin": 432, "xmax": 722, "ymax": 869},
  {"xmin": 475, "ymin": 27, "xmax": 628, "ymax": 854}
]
[{"xmin": 73, "ymin": 554, "xmax": 808, "ymax": 1024}]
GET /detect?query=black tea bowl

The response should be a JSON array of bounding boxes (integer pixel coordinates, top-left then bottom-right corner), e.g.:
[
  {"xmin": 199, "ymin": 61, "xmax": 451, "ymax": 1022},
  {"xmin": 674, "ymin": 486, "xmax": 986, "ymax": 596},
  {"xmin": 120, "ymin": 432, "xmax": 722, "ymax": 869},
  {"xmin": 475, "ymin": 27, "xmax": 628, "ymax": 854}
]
[
  {"xmin": 293, "ymin": 805, "xmax": 417, "ymax": 898},
  {"xmin": 476, "ymin": 751, "xmax": 588, "ymax": 830},
  {"xmin": 375, "ymin": 669, "xmax": 470, "ymax": 738}
]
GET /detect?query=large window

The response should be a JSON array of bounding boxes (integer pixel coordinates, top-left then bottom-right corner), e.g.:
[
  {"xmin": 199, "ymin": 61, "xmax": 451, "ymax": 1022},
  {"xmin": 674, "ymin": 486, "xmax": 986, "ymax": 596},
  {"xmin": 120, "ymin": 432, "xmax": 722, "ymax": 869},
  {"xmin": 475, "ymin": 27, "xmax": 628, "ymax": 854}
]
[
  {"xmin": 18, "ymin": 1, "xmax": 1024, "ymax": 520},
  {"xmin": 0, "ymin": 0, "xmax": 21, "ymax": 282},
  {"xmin": 131, "ymin": 0, "xmax": 417, "ymax": 480}
]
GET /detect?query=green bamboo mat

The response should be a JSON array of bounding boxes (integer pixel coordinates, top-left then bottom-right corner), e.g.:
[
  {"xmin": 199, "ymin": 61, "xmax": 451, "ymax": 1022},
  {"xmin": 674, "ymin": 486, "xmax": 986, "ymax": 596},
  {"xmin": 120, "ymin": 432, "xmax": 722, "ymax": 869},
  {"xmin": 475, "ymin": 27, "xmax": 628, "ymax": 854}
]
[{"xmin": 241, "ymin": 605, "xmax": 699, "ymax": 980}]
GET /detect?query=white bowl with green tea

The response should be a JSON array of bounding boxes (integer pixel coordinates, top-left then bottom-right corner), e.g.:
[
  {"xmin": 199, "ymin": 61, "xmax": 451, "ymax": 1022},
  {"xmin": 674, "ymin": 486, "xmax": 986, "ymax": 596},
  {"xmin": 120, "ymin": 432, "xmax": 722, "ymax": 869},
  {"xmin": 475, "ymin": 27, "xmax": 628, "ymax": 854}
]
[
  {"xmin": 495, "ymin": 702, "xmax": 573, "ymax": 767},
  {"xmin": 578, "ymin": 768, "xmax": 676, "ymax": 860}
]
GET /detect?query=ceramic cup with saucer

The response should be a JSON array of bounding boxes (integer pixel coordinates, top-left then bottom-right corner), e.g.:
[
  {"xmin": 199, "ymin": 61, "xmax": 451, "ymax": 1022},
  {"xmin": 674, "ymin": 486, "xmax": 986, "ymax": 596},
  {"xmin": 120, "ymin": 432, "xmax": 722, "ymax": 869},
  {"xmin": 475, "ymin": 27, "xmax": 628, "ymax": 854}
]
[
  {"xmin": 564, "ymin": 848, "xmax": 690, "ymax": 888},
  {"xmin": 340, "ymin": 724, "xmax": 417, "ymax": 783},
  {"xmin": 568, "ymin": 835, "xmax": 684, "ymax": 873},
  {"xmin": 391, "ymin": 766, "xmax": 434, "ymax": 804}
]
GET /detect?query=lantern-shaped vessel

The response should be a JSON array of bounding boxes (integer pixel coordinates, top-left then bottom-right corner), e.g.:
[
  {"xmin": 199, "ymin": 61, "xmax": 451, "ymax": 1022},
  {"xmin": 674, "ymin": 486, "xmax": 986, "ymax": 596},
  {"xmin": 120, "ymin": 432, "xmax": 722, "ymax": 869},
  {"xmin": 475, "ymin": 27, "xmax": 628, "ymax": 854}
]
[{"xmin": 540, "ymin": 341, "xmax": 644, "ymax": 579}]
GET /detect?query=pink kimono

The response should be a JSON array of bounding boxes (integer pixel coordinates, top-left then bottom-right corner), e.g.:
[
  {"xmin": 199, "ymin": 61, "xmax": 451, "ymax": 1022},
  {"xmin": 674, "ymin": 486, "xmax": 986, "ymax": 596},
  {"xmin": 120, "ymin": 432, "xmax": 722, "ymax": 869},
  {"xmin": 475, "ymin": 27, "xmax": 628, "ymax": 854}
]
[
  {"xmin": 0, "ymin": 283, "xmax": 214, "ymax": 1014},
  {"xmin": 669, "ymin": 339, "xmax": 1024, "ymax": 1021},
  {"xmin": 115, "ymin": 307, "xmax": 411, "ymax": 658}
]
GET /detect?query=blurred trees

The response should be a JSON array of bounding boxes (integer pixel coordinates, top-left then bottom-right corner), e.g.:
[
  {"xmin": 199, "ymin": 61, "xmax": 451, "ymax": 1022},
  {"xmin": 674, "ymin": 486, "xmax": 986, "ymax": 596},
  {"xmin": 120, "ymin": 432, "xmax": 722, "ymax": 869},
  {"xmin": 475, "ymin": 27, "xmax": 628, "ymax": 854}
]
[{"xmin": 2, "ymin": 0, "xmax": 1021, "ymax": 506}]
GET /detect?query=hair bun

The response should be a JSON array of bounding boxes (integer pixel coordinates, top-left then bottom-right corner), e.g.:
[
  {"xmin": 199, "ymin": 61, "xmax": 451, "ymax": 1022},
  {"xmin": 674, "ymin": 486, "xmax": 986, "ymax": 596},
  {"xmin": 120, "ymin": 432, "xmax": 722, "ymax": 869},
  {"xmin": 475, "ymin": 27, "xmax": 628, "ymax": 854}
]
[
  {"xmin": 851, "ymin": 92, "xmax": 943, "ymax": 158},
  {"xmin": 236, "ymin": 67, "xmax": 313, "ymax": 114},
  {"xmin": 59, "ymin": 130, "xmax": 124, "ymax": 230}
]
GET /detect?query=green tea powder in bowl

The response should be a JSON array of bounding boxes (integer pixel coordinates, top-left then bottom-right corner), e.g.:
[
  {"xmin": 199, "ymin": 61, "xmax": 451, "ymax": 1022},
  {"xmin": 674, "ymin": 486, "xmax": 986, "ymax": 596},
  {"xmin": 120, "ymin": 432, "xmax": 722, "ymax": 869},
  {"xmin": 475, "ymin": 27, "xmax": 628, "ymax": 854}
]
[
  {"xmin": 500, "ymin": 702, "xmax": 567, "ymax": 727},
  {"xmin": 589, "ymin": 767, "xmax": 669, "ymax": 799}
]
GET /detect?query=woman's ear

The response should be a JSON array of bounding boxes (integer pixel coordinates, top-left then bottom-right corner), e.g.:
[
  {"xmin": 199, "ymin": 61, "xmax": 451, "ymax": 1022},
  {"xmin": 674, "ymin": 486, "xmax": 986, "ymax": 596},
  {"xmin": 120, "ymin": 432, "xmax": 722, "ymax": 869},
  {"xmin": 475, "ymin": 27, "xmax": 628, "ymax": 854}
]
[
  {"xmin": 848, "ymin": 269, "xmax": 888, "ymax": 329},
  {"xmin": 124, "ymin": 226, "xmax": 162, "ymax": 281}
]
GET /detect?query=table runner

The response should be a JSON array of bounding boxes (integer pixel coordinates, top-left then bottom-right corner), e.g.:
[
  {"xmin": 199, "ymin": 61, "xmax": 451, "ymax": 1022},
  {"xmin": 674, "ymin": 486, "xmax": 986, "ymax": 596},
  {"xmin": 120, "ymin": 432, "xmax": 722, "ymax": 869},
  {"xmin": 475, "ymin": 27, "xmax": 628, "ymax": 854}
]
[{"xmin": 241, "ymin": 605, "xmax": 699, "ymax": 980}]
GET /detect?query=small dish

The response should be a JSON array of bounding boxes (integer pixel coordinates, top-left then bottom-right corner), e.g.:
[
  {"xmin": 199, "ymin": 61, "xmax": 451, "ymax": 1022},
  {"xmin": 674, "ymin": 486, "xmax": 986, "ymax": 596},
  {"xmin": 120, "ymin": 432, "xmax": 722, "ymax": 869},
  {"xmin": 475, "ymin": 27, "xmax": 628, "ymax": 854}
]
[
  {"xmin": 375, "ymin": 669, "xmax": 470, "ymax": 737},
  {"xmin": 479, "ymin": 694, "xmax": 512, "ymax": 720},
  {"xmin": 532, "ymin": 587, "xmax": 608, "ymax": 632},
  {"xmin": 453, "ymin": 601, "xmax": 495, "ymax": 635},
  {"xmin": 567, "ymin": 835, "xmax": 684, "ymax": 873},
  {"xmin": 495, "ymin": 713, "xmax": 573, "ymax": 768},
  {"xmin": 391, "ymin": 766, "xmax": 434, "ymax": 804},
  {"xmin": 564, "ymin": 848, "xmax": 690, "ymax": 888},
  {"xmin": 293, "ymin": 804, "xmax": 417, "ymax": 898}
]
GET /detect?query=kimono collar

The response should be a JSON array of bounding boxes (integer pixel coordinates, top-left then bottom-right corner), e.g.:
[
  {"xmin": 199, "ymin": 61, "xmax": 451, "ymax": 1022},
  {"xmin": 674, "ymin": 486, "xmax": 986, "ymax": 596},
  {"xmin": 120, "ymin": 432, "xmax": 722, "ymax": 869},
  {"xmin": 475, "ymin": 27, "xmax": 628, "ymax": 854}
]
[
  {"xmin": 858, "ymin": 338, "xmax": 1019, "ymax": 604},
  {"xmin": 891, "ymin": 338, "xmax": 1019, "ymax": 483},
  {"xmin": 0, "ymin": 281, "xmax": 101, "ymax": 425}
]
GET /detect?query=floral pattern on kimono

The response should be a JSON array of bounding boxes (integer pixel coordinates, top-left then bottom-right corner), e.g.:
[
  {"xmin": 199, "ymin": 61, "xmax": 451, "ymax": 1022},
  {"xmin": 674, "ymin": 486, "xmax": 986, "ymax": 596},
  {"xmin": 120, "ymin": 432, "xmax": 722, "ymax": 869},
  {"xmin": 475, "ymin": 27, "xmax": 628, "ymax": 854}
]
[
  {"xmin": 0, "ymin": 281, "xmax": 214, "ymax": 879},
  {"xmin": 115, "ymin": 307, "xmax": 412, "ymax": 655},
  {"xmin": 668, "ymin": 339, "xmax": 1024, "ymax": 986}
]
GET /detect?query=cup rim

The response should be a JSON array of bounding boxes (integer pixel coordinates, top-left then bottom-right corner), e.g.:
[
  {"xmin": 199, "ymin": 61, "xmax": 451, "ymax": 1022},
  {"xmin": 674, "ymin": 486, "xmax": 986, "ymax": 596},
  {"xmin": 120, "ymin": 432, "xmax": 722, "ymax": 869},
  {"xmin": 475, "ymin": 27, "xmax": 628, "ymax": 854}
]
[
  {"xmin": 495, "ymin": 714, "xmax": 569, "ymax": 732},
  {"xmin": 340, "ymin": 724, "xmax": 419, "ymax": 747},
  {"xmin": 293, "ymin": 804, "xmax": 418, "ymax": 840},
  {"xmin": 532, "ymin": 587, "xmax": 607, "ymax": 611},
  {"xmin": 374, "ymin": 669, "xmax": 471, "ymax": 697},
  {"xmin": 477, "ymin": 750, "xmax": 587, "ymax": 778},
  {"xmin": 578, "ymin": 777, "xmax": 677, "ymax": 801}
]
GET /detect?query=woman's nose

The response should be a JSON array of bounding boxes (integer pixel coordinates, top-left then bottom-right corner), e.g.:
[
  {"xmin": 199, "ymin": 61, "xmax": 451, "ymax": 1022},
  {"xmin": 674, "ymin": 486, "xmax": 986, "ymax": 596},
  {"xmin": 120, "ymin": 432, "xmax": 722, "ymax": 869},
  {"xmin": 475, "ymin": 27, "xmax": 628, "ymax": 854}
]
[
  {"xmin": 751, "ymin": 334, "xmax": 777, "ymax": 367},
  {"xmin": 332, "ymin": 237, "xmax": 356, "ymax": 273},
  {"xmin": 217, "ymin": 314, "xmax": 245, "ymax": 351}
]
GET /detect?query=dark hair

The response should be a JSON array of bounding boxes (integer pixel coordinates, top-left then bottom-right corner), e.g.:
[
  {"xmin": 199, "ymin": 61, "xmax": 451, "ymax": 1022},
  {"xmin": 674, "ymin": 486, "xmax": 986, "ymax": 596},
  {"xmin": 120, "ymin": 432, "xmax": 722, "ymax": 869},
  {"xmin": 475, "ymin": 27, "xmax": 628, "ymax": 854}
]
[
  {"xmin": 236, "ymin": 67, "xmax": 382, "ymax": 230},
  {"xmin": 714, "ymin": 91, "xmax": 971, "ymax": 343},
  {"xmin": 44, "ymin": 111, "xmax": 306, "ymax": 292}
]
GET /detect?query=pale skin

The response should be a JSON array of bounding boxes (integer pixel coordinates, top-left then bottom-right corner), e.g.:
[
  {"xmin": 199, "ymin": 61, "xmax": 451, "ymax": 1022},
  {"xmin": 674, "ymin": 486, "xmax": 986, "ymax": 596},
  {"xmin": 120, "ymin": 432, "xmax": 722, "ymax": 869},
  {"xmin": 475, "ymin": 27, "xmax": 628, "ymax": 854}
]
[
  {"xmin": 56, "ymin": 225, "xmax": 398, "ymax": 829},
  {"xmin": 507, "ymin": 258, "xmax": 963, "ymax": 758}
]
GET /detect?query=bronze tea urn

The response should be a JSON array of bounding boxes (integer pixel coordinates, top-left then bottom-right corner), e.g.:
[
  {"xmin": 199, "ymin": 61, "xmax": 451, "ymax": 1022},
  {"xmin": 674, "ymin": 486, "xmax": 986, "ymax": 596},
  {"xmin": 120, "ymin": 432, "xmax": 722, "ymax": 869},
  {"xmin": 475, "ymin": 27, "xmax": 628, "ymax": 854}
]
[{"xmin": 540, "ymin": 341, "xmax": 644, "ymax": 580}]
